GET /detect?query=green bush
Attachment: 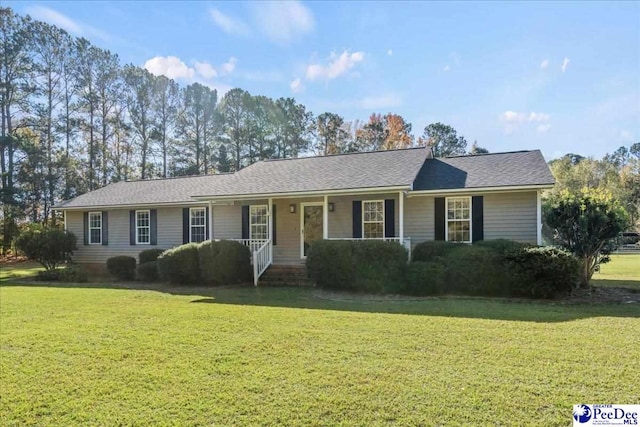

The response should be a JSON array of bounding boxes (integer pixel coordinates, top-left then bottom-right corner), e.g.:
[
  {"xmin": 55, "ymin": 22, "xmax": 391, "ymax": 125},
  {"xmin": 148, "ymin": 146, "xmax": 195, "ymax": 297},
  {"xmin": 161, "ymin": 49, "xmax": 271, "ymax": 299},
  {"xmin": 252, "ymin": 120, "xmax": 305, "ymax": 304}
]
[
  {"xmin": 505, "ymin": 246, "xmax": 580, "ymax": 298},
  {"xmin": 445, "ymin": 245, "xmax": 509, "ymax": 296},
  {"xmin": 198, "ymin": 240, "xmax": 251, "ymax": 285},
  {"xmin": 106, "ymin": 256, "xmax": 137, "ymax": 281},
  {"xmin": 59, "ymin": 265, "xmax": 88, "ymax": 283},
  {"xmin": 404, "ymin": 261, "xmax": 446, "ymax": 296},
  {"xmin": 137, "ymin": 261, "xmax": 159, "ymax": 282},
  {"xmin": 15, "ymin": 228, "xmax": 77, "ymax": 270},
  {"xmin": 37, "ymin": 269, "xmax": 61, "ymax": 281},
  {"xmin": 157, "ymin": 243, "xmax": 201, "ymax": 284},
  {"xmin": 474, "ymin": 239, "xmax": 531, "ymax": 257},
  {"xmin": 412, "ymin": 240, "xmax": 458, "ymax": 262},
  {"xmin": 139, "ymin": 248, "xmax": 165, "ymax": 264},
  {"xmin": 306, "ymin": 240, "xmax": 407, "ymax": 293}
]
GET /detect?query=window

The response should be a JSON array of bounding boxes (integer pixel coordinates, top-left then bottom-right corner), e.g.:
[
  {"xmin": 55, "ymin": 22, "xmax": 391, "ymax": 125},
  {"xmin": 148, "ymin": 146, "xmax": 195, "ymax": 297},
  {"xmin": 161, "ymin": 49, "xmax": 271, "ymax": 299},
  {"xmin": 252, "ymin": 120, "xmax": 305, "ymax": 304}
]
[
  {"xmin": 363, "ymin": 200, "xmax": 384, "ymax": 239},
  {"xmin": 250, "ymin": 205, "xmax": 268, "ymax": 240},
  {"xmin": 136, "ymin": 210, "xmax": 150, "ymax": 244},
  {"xmin": 88, "ymin": 212, "xmax": 102, "ymax": 244},
  {"xmin": 446, "ymin": 197, "xmax": 471, "ymax": 243},
  {"xmin": 190, "ymin": 207, "xmax": 206, "ymax": 243}
]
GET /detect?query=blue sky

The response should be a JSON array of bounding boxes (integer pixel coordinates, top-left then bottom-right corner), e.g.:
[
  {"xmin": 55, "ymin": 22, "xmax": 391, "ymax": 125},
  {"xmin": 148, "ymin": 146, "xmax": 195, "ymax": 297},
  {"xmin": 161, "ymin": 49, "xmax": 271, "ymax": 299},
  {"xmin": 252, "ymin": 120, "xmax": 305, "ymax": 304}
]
[{"xmin": 8, "ymin": 1, "xmax": 640, "ymax": 159}]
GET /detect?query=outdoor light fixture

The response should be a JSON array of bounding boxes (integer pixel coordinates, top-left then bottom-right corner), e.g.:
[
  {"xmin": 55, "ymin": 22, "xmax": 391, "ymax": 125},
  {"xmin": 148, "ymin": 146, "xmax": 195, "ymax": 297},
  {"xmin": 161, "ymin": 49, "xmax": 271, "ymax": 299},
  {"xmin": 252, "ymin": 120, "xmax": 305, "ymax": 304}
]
[
  {"xmin": 289, "ymin": 204, "xmax": 296, "ymax": 213},
  {"xmin": 328, "ymin": 202, "xmax": 335, "ymax": 212}
]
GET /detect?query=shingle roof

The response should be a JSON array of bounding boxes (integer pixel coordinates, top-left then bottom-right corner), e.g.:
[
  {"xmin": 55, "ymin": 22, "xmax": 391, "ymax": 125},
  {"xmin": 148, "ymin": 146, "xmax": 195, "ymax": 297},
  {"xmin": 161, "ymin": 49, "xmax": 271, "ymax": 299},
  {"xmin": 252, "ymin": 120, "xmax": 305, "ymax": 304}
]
[
  {"xmin": 55, "ymin": 148, "xmax": 554, "ymax": 209},
  {"xmin": 412, "ymin": 150, "xmax": 554, "ymax": 191}
]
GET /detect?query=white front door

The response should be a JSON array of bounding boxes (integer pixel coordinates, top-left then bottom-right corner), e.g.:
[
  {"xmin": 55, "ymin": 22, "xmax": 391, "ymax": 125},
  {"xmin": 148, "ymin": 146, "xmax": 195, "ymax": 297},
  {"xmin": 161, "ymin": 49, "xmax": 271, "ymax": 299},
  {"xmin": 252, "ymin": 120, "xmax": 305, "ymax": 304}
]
[{"xmin": 300, "ymin": 203, "xmax": 324, "ymax": 258}]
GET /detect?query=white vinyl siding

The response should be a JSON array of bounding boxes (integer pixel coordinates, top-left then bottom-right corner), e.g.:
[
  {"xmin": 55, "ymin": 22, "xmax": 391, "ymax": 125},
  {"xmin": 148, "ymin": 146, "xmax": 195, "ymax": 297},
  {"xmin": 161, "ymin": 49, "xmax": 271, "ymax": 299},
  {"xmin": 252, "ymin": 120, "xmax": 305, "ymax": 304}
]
[
  {"xmin": 190, "ymin": 207, "xmax": 206, "ymax": 243},
  {"xmin": 250, "ymin": 205, "xmax": 268, "ymax": 240},
  {"xmin": 136, "ymin": 210, "xmax": 150, "ymax": 245},
  {"xmin": 88, "ymin": 212, "xmax": 102, "ymax": 245},
  {"xmin": 446, "ymin": 197, "xmax": 471, "ymax": 243},
  {"xmin": 362, "ymin": 200, "xmax": 384, "ymax": 238}
]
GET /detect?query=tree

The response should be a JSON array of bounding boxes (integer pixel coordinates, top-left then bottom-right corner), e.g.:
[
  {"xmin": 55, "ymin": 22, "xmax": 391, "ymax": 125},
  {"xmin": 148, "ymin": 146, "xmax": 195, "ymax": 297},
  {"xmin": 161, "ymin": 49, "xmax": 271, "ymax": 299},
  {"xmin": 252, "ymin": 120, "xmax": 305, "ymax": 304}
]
[
  {"xmin": 15, "ymin": 227, "xmax": 78, "ymax": 270},
  {"xmin": 218, "ymin": 88, "xmax": 249, "ymax": 170},
  {"xmin": 313, "ymin": 112, "xmax": 348, "ymax": 155},
  {"xmin": 151, "ymin": 75, "xmax": 179, "ymax": 178},
  {"xmin": 123, "ymin": 65, "xmax": 155, "ymax": 179},
  {"xmin": 469, "ymin": 141, "xmax": 489, "ymax": 154},
  {"xmin": 420, "ymin": 122, "xmax": 467, "ymax": 157},
  {"xmin": 356, "ymin": 113, "xmax": 386, "ymax": 151},
  {"xmin": 544, "ymin": 188, "xmax": 628, "ymax": 287},
  {"xmin": 382, "ymin": 114, "xmax": 413, "ymax": 150}
]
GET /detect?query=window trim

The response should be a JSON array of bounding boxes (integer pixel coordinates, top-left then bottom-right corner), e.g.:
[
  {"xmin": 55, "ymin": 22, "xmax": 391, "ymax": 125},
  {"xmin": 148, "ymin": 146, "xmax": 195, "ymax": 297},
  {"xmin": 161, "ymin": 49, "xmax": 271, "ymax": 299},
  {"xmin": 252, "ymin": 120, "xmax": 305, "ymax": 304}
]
[
  {"xmin": 135, "ymin": 209, "xmax": 151, "ymax": 245},
  {"xmin": 249, "ymin": 204, "xmax": 269, "ymax": 241},
  {"xmin": 445, "ymin": 196, "xmax": 472, "ymax": 243},
  {"xmin": 189, "ymin": 207, "xmax": 207, "ymax": 243},
  {"xmin": 88, "ymin": 211, "xmax": 102, "ymax": 245},
  {"xmin": 361, "ymin": 200, "xmax": 385, "ymax": 239}
]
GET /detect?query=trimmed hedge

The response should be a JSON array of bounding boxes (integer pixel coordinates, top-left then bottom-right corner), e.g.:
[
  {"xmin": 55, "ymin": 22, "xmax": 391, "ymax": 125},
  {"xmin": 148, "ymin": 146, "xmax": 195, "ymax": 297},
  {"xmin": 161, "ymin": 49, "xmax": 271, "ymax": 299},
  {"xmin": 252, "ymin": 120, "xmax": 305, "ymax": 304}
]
[
  {"xmin": 306, "ymin": 240, "xmax": 408, "ymax": 293},
  {"xmin": 412, "ymin": 240, "xmax": 458, "ymax": 262},
  {"xmin": 198, "ymin": 240, "xmax": 251, "ymax": 285},
  {"xmin": 59, "ymin": 265, "xmax": 88, "ymax": 283},
  {"xmin": 106, "ymin": 256, "xmax": 137, "ymax": 281},
  {"xmin": 137, "ymin": 261, "xmax": 159, "ymax": 282},
  {"xmin": 473, "ymin": 239, "xmax": 531, "ymax": 257},
  {"xmin": 404, "ymin": 261, "xmax": 446, "ymax": 296},
  {"xmin": 157, "ymin": 243, "xmax": 201, "ymax": 284},
  {"xmin": 139, "ymin": 248, "xmax": 164, "ymax": 265},
  {"xmin": 444, "ymin": 245, "xmax": 509, "ymax": 296}
]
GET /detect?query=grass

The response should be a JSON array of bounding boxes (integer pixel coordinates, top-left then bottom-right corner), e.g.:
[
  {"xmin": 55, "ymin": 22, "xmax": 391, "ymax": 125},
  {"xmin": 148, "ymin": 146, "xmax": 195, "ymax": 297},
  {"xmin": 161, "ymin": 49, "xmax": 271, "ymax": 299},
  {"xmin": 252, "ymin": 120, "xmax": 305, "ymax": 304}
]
[
  {"xmin": 591, "ymin": 254, "xmax": 640, "ymax": 289},
  {"xmin": 0, "ymin": 261, "xmax": 43, "ymax": 283},
  {"xmin": 1, "ymin": 283, "xmax": 639, "ymax": 426}
]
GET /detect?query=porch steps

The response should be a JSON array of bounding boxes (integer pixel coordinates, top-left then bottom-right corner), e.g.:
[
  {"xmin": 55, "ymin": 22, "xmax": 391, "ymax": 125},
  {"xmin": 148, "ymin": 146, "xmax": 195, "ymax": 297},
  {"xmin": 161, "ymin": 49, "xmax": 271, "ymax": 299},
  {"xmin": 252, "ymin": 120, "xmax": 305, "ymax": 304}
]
[{"xmin": 259, "ymin": 265, "xmax": 313, "ymax": 287}]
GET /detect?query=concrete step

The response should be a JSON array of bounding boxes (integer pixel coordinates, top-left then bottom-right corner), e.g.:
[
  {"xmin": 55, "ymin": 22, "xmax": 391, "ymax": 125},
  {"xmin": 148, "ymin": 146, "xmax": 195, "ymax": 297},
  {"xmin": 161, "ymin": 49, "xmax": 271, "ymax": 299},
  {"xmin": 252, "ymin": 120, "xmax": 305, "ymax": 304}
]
[{"xmin": 259, "ymin": 265, "xmax": 313, "ymax": 286}]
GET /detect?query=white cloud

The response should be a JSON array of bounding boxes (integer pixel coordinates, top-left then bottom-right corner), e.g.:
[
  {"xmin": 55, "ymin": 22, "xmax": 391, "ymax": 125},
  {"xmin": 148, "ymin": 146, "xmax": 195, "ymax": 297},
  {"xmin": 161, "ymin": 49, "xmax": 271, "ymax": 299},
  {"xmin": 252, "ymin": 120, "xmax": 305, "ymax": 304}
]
[
  {"xmin": 26, "ymin": 5, "xmax": 111, "ymax": 41},
  {"xmin": 305, "ymin": 51, "xmax": 365, "ymax": 81},
  {"xmin": 561, "ymin": 57, "xmax": 570, "ymax": 72},
  {"xmin": 500, "ymin": 110, "xmax": 551, "ymax": 134},
  {"xmin": 528, "ymin": 112, "xmax": 551, "ymax": 122},
  {"xmin": 387, "ymin": 49, "xmax": 393, "ymax": 56},
  {"xmin": 537, "ymin": 124, "xmax": 552, "ymax": 133},
  {"xmin": 540, "ymin": 59, "xmax": 549, "ymax": 69},
  {"xmin": 209, "ymin": 8, "xmax": 251, "ymax": 36},
  {"xmin": 251, "ymin": 1, "xmax": 315, "ymax": 44},
  {"xmin": 194, "ymin": 61, "xmax": 217, "ymax": 79},
  {"xmin": 220, "ymin": 57, "xmax": 238, "ymax": 75},
  {"xmin": 145, "ymin": 56, "xmax": 195, "ymax": 80},
  {"xmin": 443, "ymin": 65, "xmax": 451, "ymax": 72},
  {"xmin": 290, "ymin": 78, "xmax": 303, "ymax": 93}
]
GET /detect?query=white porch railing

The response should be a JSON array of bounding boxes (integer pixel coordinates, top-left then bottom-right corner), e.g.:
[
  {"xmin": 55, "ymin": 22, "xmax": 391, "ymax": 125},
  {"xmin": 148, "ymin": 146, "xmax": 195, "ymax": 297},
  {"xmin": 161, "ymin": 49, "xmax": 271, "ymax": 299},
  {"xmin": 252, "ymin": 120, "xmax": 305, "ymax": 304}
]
[
  {"xmin": 229, "ymin": 239, "xmax": 273, "ymax": 285},
  {"xmin": 231, "ymin": 239, "xmax": 270, "ymax": 254},
  {"xmin": 327, "ymin": 237, "xmax": 412, "ymax": 260}
]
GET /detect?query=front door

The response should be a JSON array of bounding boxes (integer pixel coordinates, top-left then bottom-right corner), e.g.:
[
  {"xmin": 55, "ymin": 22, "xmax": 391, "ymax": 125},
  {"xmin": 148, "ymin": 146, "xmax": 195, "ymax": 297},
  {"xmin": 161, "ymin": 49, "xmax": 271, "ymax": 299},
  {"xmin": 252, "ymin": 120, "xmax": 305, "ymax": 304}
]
[{"xmin": 301, "ymin": 203, "xmax": 324, "ymax": 258}]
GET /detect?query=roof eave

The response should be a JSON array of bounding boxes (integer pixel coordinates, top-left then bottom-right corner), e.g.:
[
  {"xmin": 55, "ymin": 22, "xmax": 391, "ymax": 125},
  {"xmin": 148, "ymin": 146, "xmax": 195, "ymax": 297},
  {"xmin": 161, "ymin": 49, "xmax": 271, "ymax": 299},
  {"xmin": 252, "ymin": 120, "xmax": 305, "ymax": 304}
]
[{"xmin": 407, "ymin": 183, "xmax": 555, "ymax": 197}]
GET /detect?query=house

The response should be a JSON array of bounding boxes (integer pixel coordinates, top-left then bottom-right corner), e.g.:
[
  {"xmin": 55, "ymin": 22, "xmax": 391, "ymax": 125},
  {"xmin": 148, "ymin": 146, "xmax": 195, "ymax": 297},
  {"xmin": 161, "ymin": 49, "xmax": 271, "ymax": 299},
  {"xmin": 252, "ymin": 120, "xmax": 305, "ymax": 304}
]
[{"xmin": 55, "ymin": 148, "xmax": 555, "ymax": 284}]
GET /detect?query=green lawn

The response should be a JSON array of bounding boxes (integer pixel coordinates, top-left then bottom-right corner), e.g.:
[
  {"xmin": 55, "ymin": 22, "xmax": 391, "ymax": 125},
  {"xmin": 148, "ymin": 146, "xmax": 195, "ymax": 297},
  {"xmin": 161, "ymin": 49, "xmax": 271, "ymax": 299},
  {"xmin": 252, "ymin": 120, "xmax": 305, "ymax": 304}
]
[
  {"xmin": 591, "ymin": 254, "xmax": 640, "ymax": 289},
  {"xmin": 0, "ymin": 261, "xmax": 43, "ymax": 283},
  {"xmin": 1, "ymin": 283, "xmax": 639, "ymax": 426}
]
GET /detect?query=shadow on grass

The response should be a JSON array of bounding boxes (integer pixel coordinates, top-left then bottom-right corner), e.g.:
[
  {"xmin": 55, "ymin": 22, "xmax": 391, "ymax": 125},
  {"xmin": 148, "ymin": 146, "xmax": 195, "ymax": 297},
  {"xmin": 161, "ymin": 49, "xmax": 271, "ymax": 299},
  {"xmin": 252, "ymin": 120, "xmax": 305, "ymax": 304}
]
[
  {"xmin": 2, "ymin": 280, "xmax": 639, "ymax": 323},
  {"xmin": 591, "ymin": 279, "xmax": 640, "ymax": 291}
]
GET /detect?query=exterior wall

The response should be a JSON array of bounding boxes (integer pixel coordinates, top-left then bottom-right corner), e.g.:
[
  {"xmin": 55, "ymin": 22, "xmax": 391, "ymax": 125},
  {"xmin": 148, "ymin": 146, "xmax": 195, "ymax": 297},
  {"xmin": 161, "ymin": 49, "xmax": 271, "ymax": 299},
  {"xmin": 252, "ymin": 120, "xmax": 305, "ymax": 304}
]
[
  {"xmin": 327, "ymin": 193, "xmax": 399, "ymax": 239},
  {"xmin": 483, "ymin": 191, "xmax": 537, "ymax": 243},
  {"xmin": 404, "ymin": 196, "xmax": 434, "ymax": 245}
]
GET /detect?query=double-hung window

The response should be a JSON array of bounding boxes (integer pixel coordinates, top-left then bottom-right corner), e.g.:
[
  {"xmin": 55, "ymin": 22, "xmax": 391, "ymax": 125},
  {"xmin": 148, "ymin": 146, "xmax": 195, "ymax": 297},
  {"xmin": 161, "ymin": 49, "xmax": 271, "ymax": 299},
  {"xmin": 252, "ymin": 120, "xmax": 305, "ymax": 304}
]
[
  {"xmin": 250, "ymin": 205, "xmax": 268, "ymax": 240},
  {"xmin": 446, "ymin": 197, "xmax": 471, "ymax": 243},
  {"xmin": 363, "ymin": 200, "xmax": 384, "ymax": 239},
  {"xmin": 190, "ymin": 207, "xmax": 206, "ymax": 243},
  {"xmin": 136, "ymin": 210, "xmax": 150, "ymax": 245},
  {"xmin": 88, "ymin": 212, "xmax": 102, "ymax": 245}
]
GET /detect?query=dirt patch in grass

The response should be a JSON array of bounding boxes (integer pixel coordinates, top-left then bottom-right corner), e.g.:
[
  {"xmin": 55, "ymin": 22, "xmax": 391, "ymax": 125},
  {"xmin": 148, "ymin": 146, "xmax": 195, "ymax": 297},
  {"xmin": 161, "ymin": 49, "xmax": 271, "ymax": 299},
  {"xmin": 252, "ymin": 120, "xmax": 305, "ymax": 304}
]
[{"xmin": 566, "ymin": 286, "xmax": 640, "ymax": 305}]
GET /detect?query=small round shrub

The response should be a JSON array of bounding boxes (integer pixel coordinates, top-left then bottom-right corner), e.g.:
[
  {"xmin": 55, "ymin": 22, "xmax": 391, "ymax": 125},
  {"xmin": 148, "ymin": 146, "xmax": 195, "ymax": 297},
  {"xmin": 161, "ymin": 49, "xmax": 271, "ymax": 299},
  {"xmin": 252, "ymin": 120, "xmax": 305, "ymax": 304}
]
[
  {"xmin": 139, "ymin": 248, "xmax": 165, "ymax": 265},
  {"xmin": 157, "ymin": 243, "xmax": 201, "ymax": 284},
  {"xmin": 404, "ymin": 261, "xmax": 446, "ymax": 296},
  {"xmin": 412, "ymin": 240, "xmax": 458, "ymax": 262},
  {"xmin": 306, "ymin": 240, "xmax": 355, "ymax": 290},
  {"xmin": 106, "ymin": 256, "xmax": 137, "ymax": 281},
  {"xmin": 16, "ymin": 228, "xmax": 77, "ymax": 270},
  {"xmin": 59, "ymin": 265, "xmax": 89, "ymax": 283},
  {"xmin": 198, "ymin": 240, "xmax": 251, "ymax": 285},
  {"xmin": 445, "ymin": 245, "xmax": 509, "ymax": 296},
  {"xmin": 137, "ymin": 261, "xmax": 159, "ymax": 282}
]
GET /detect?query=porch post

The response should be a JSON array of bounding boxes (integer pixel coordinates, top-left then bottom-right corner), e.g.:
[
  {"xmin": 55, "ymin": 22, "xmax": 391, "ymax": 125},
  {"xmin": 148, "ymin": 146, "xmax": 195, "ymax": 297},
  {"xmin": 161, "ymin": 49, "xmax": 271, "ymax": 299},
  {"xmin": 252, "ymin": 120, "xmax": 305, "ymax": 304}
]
[
  {"xmin": 268, "ymin": 198, "xmax": 273, "ymax": 241},
  {"xmin": 208, "ymin": 201, "xmax": 214, "ymax": 241},
  {"xmin": 536, "ymin": 190, "xmax": 542, "ymax": 245},
  {"xmin": 323, "ymin": 195, "xmax": 329, "ymax": 239},
  {"xmin": 399, "ymin": 191, "xmax": 404, "ymax": 242},
  {"xmin": 63, "ymin": 211, "xmax": 67, "ymax": 231}
]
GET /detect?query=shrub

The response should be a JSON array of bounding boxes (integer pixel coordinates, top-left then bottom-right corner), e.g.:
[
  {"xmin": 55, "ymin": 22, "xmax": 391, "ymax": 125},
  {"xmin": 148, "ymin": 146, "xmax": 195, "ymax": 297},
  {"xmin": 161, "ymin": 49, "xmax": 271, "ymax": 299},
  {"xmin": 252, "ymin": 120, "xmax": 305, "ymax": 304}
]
[
  {"xmin": 59, "ymin": 265, "xmax": 88, "ymax": 283},
  {"xmin": 505, "ymin": 246, "xmax": 580, "ymax": 298},
  {"xmin": 157, "ymin": 243, "xmax": 201, "ymax": 284},
  {"xmin": 198, "ymin": 240, "xmax": 251, "ymax": 285},
  {"xmin": 106, "ymin": 256, "xmax": 137, "ymax": 281},
  {"xmin": 139, "ymin": 248, "xmax": 164, "ymax": 265},
  {"xmin": 474, "ymin": 239, "xmax": 531, "ymax": 257},
  {"xmin": 412, "ymin": 241, "xmax": 458, "ymax": 262},
  {"xmin": 37, "ymin": 269, "xmax": 61, "ymax": 281},
  {"xmin": 445, "ymin": 245, "xmax": 509, "ymax": 296},
  {"xmin": 306, "ymin": 240, "xmax": 408, "ymax": 293},
  {"xmin": 15, "ymin": 228, "xmax": 77, "ymax": 270},
  {"xmin": 404, "ymin": 261, "xmax": 446, "ymax": 296},
  {"xmin": 137, "ymin": 261, "xmax": 159, "ymax": 282}
]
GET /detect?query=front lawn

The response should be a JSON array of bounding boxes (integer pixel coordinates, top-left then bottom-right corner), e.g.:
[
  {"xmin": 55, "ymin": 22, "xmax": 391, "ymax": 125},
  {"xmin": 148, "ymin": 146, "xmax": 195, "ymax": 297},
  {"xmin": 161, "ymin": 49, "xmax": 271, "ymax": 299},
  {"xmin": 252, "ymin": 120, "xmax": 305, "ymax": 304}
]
[
  {"xmin": 591, "ymin": 254, "xmax": 640, "ymax": 289},
  {"xmin": 1, "ymin": 284, "xmax": 638, "ymax": 426},
  {"xmin": 0, "ymin": 260, "xmax": 43, "ymax": 283}
]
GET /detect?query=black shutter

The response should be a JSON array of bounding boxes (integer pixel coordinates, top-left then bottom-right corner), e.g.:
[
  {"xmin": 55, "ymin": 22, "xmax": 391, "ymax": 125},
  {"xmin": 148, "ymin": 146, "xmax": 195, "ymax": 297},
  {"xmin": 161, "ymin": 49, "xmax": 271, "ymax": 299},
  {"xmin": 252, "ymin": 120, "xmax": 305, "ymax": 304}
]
[
  {"xmin": 472, "ymin": 196, "xmax": 484, "ymax": 243},
  {"xmin": 150, "ymin": 209, "xmax": 158, "ymax": 246},
  {"xmin": 434, "ymin": 198, "xmax": 445, "ymax": 241},
  {"xmin": 83, "ymin": 212, "xmax": 89, "ymax": 245},
  {"xmin": 129, "ymin": 210, "xmax": 136, "ymax": 245},
  {"xmin": 205, "ymin": 207, "xmax": 211, "ymax": 240},
  {"xmin": 384, "ymin": 199, "xmax": 395, "ymax": 238},
  {"xmin": 272, "ymin": 204, "xmax": 277, "ymax": 245},
  {"xmin": 241, "ymin": 206, "xmax": 250, "ymax": 239},
  {"xmin": 101, "ymin": 211, "xmax": 109, "ymax": 246},
  {"xmin": 352, "ymin": 201, "xmax": 362, "ymax": 238},
  {"xmin": 182, "ymin": 208, "xmax": 189, "ymax": 244}
]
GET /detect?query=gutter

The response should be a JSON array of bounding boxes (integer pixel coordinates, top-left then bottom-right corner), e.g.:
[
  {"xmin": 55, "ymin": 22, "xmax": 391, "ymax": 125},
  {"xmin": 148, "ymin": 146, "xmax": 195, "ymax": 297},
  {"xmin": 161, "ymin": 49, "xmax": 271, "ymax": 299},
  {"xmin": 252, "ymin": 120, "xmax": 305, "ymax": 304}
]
[{"xmin": 407, "ymin": 183, "xmax": 555, "ymax": 197}]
